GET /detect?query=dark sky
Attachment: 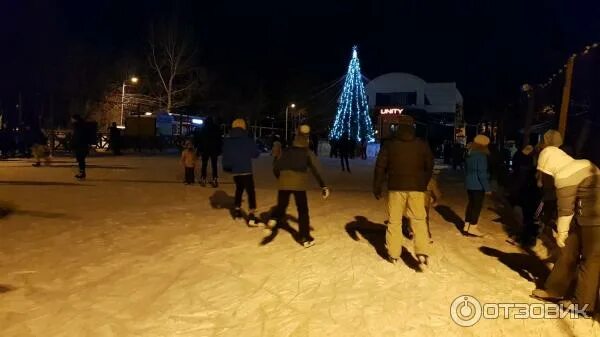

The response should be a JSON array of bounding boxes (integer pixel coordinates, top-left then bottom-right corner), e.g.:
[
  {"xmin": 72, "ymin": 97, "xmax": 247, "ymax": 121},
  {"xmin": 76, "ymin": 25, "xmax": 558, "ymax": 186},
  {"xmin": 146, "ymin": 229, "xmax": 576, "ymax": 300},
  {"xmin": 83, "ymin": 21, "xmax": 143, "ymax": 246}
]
[{"xmin": 1, "ymin": 0, "xmax": 599, "ymax": 117}]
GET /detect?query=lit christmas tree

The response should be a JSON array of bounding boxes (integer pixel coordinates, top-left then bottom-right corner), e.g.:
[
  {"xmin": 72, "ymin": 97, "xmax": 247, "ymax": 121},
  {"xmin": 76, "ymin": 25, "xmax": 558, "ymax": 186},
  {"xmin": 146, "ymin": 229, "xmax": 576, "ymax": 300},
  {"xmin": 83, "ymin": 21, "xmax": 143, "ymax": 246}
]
[{"xmin": 329, "ymin": 46, "xmax": 374, "ymax": 143}]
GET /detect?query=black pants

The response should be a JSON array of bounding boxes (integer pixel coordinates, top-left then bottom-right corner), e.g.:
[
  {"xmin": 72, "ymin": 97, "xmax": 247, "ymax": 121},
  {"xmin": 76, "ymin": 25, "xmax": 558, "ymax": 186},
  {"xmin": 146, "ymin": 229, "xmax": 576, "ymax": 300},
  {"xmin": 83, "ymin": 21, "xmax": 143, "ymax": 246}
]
[
  {"xmin": 75, "ymin": 150, "xmax": 88, "ymax": 174},
  {"xmin": 201, "ymin": 154, "xmax": 218, "ymax": 180},
  {"xmin": 340, "ymin": 154, "xmax": 350, "ymax": 171},
  {"xmin": 465, "ymin": 190, "xmax": 485, "ymax": 224},
  {"xmin": 184, "ymin": 167, "xmax": 195, "ymax": 184},
  {"xmin": 271, "ymin": 190, "xmax": 310, "ymax": 239},
  {"xmin": 234, "ymin": 174, "xmax": 257, "ymax": 210},
  {"xmin": 545, "ymin": 224, "xmax": 600, "ymax": 312}
]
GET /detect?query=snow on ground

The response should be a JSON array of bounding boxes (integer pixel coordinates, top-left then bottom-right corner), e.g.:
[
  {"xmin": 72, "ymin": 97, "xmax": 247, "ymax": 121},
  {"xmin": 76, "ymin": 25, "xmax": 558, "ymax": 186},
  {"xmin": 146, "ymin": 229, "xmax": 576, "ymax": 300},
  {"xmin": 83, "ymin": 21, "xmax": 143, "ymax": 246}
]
[{"xmin": 0, "ymin": 153, "xmax": 598, "ymax": 337}]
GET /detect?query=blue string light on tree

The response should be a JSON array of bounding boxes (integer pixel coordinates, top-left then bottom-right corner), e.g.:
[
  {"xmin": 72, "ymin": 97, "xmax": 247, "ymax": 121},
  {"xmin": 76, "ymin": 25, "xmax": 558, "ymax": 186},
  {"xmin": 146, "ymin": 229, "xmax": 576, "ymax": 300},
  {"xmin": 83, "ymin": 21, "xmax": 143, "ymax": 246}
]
[{"xmin": 329, "ymin": 46, "xmax": 375, "ymax": 143}]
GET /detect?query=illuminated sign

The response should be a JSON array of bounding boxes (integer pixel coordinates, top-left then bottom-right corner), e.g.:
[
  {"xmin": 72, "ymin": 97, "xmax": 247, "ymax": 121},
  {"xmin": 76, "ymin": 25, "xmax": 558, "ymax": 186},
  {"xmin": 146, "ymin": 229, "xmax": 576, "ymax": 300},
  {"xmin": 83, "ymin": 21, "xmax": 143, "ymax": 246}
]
[{"xmin": 379, "ymin": 108, "xmax": 404, "ymax": 115}]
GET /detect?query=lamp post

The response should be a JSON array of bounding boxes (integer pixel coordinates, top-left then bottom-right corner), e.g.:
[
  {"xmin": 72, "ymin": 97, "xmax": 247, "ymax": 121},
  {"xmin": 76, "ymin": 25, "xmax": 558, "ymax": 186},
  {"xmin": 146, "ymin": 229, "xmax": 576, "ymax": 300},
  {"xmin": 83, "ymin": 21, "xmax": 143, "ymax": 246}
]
[
  {"xmin": 121, "ymin": 76, "xmax": 139, "ymax": 126},
  {"xmin": 285, "ymin": 103, "xmax": 296, "ymax": 142}
]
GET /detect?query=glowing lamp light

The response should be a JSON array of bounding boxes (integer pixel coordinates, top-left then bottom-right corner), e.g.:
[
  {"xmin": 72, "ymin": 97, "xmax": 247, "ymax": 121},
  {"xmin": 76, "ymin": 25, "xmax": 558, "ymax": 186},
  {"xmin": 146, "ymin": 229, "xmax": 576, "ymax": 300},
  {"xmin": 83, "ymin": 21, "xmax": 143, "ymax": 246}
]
[
  {"xmin": 192, "ymin": 118, "xmax": 204, "ymax": 125},
  {"xmin": 144, "ymin": 112, "xmax": 152, "ymax": 116},
  {"xmin": 131, "ymin": 77, "xmax": 139, "ymax": 84},
  {"xmin": 290, "ymin": 103, "xmax": 296, "ymax": 108}
]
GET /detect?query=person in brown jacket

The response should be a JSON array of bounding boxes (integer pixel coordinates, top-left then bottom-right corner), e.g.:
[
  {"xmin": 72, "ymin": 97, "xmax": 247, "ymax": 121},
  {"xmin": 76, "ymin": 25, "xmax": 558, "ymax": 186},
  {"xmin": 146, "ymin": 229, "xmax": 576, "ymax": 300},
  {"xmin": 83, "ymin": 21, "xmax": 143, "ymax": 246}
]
[
  {"xmin": 266, "ymin": 125, "xmax": 330, "ymax": 248},
  {"xmin": 181, "ymin": 140, "xmax": 198, "ymax": 185},
  {"xmin": 374, "ymin": 115, "xmax": 434, "ymax": 270},
  {"xmin": 531, "ymin": 146, "xmax": 600, "ymax": 316}
]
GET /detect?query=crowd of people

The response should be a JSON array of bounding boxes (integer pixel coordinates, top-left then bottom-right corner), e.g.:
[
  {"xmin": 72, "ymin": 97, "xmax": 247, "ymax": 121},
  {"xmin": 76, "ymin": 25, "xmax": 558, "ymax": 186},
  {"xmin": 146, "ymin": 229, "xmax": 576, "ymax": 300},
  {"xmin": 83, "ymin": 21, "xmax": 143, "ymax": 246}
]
[{"xmin": 0, "ymin": 123, "xmax": 48, "ymax": 164}]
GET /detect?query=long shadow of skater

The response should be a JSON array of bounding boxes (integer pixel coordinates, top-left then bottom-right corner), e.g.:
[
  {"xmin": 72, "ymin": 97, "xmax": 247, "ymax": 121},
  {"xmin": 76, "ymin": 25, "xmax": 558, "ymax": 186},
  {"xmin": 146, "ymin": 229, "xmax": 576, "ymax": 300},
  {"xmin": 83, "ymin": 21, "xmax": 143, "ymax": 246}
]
[
  {"xmin": 258, "ymin": 207, "xmax": 302, "ymax": 246},
  {"xmin": 479, "ymin": 246, "xmax": 550, "ymax": 288},
  {"xmin": 0, "ymin": 284, "xmax": 15, "ymax": 294},
  {"xmin": 209, "ymin": 190, "xmax": 237, "ymax": 219},
  {"xmin": 345, "ymin": 216, "xmax": 420, "ymax": 271},
  {"xmin": 0, "ymin": 180, "xmax": 92, "ymax": 186},
  {"xmin": 434, "ymin": 205, "xmax": 464, "ymax": 234},
  {"xmin": 0, "ymin": 203, "xmax": 69, "ymax": 219}
]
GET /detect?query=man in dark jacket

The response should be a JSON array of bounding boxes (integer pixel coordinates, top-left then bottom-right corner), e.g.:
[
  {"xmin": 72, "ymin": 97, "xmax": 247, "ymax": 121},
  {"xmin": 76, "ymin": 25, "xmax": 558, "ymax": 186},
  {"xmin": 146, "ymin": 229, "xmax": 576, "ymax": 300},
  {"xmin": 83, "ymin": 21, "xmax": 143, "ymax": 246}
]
[
  {"xmin": 373, "ymin": 115, "xmax": 434, "ymax": 269},
  {"xmin": 222, "ymin": 119, "xmax": 260, "ymax": 226},
  {"xmin": 109, "ymin": 122, "xmax": 121, "ymax": 155},
  {"xmin": 532, "ymin": 146, "xmax": 600, "ymax": 315},
  {"xmin": 266, "ymin": 125, "xmax": 330, "ymax": 248},
  {"xmin": 338, "ymin": 133, "xmax": 352, "ymax": 172},
  {"xmin": 71, "ymin": 115, "xmax": 89, "ymax": 180},
  {"xmin": 197, "ymin": 117, "xmax": 223, "ymax": 187}
]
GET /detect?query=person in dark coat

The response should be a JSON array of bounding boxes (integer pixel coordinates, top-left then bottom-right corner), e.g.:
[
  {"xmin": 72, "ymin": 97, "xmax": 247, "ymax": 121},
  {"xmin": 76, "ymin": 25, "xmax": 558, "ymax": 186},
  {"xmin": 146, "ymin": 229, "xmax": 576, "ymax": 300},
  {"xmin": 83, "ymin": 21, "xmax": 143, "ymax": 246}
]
[
  {"xmin": 338, "ymin": 133, "xmax": 352, "ymax": 173},
  {"xmin": 222, "ymin": 119, "xmax": 260, "ymax": 226},
  {"xmin": 30, "ymin": 126, "xmax": 48, "ymax": 167},
  {"xmin": 510, "ymin": 145, "xmax": 540, "ymax": 246},
  {"xmin": 532, "ymin": 146, "xmax": 600, "ymax": 316},
  {"xmin": 0, "ymin": 123, "xmax": 14, "ymax": 159},
  {"xmin": 197, "ymin": 117, "xmax": 223, "ymax": 187},
  {"xmin": 266, "ymin": 125, "xmax": 330, "ymax": 248},
  {"xmin": 71, "ymin": 115, "xmax": 89, "ymax": 180},
  {"xmin": 373, "ymin": 115, "xmax": 434, "ymax": 269},
  {"xmin": 109, "ymin": 122, "xmax": 122, "ymax": 155},
  {"xmin": 463, "ymin": 135, "xmax": 491, "ymax": 237},
  {"xmin": 452, "ymin": 143, "xmax": 465, "ymax": 170}
]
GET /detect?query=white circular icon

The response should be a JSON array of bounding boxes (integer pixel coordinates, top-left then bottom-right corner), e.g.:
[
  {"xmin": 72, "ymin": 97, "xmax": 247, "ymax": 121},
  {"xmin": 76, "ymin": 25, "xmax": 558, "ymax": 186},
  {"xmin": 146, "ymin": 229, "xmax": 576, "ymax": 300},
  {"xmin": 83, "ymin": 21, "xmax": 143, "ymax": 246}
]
[{"xmin": 450, "ymin": 295, "xmax": 482, "ymax": 327}]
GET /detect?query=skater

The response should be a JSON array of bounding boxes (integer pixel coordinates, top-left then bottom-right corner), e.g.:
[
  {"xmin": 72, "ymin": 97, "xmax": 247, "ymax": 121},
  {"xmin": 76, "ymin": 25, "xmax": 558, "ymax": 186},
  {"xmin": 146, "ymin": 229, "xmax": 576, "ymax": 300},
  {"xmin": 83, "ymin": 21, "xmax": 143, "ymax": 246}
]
[
  {"xmin": 30, "ymin": 126, "xmax": 48, "ymax": 167},
  {"xmin": 536, "ymin": 130, "xmax": 564, "ymax": 233},
  {"xmin": 266, "ymin": 125, "xmax": 330, "ymax": 248},
  {"xmin": 339, "ymin": 133, "xmax": 352, "ymax": 172},
  {"xmin": 463, "ymin": 134, "xmax": 491, "ymax": 237},
  {"xmin": 425, "ymin": 173, "xmax": 442, "ymax": 242},
  {"xmin": 180, "ymin": 140, "xmax": 198, "ymax": 185},
  {"xmin": 271, "ymin": 134, "xmax": 282, "ymax": 160},
  {"xmin": 373, "ymin": 115, "xmax": 434, "ymax": 269},
  {"xmin": 531, "ymin": 146, "xmax": 600, "ymax": 316},
  {"xmin": 510, "ymin": 144, "xmax": 539, "ymax": 246},
  {"xmin": 71, "ymin": 115, "xmax": 89, "ymax": 180},
  {"xmin": 452, "ymin": 143, "xmax": 465, "ymax": 170},
  {"xmin": 109, "ymin": 122, "xmax": 122, "ymax": 155},
  {"xmin": 197, "ymin": 117, "xmax": 222, "ymax": 187},
  {"xmin": 222, "ymin": 119, "xmax": 260, "ymax": 226}
]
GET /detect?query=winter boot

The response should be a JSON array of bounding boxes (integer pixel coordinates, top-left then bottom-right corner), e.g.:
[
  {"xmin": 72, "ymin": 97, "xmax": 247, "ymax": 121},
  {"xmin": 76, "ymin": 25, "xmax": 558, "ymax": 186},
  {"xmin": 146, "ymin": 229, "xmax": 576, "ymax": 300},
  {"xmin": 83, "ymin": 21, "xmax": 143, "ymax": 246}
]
[
  {"xmin": 75, "ymin": 172, "xmax": 86, "ymax": 180},
  {"xmin": 263, "ymin": 219, "xmax": 278, "ymax": 234},
  {"xmin": 199, "ymin": 178, "xmax": 207, "ymax": 187}
]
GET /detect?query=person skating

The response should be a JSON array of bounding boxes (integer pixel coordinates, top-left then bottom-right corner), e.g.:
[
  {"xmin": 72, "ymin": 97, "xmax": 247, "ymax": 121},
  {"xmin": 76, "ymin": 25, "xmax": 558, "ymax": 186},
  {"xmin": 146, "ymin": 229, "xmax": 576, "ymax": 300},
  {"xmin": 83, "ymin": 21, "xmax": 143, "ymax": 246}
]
[
  {"xmin": 30, "ymin": 125, "xmax": 49, "ymax": 167},
  {"xmin": 266, "ymin": 125, "xmax": 330, "ymax": 248},
  {"xmin": 463, "ymin": 135, "xmax": 491, "ymax": 237},
  {"xmin": 373, "ymin": 115, "xmax": 434, "ymax": 270},
  {"xmin": 222, "ymin": 119, "xmax": 261, "ymax": 226},
  {"xmin": 181, "ymin": 140, "xmax": 198, "ymax": 185},
  {"xmin": 531, "ymin": 146, "xmax": 600, "ymax": 316},
  {"xmin": 71, "ymin": 115, "xmax": 89, "ymax": 180},
  {"xmin": 338, "ymin": 133, "xmax": 352, "ymax": 173},
  {"xmin": 109, "ymin": 122, "xmax": 122, "ymax": 155},
  {"xmin": 510, "ymin": 145, "xmax": 540, "ymax": 246},
  {"xmin": 197, "ymin": 117, "xmax": 222, "ymax": 187}
]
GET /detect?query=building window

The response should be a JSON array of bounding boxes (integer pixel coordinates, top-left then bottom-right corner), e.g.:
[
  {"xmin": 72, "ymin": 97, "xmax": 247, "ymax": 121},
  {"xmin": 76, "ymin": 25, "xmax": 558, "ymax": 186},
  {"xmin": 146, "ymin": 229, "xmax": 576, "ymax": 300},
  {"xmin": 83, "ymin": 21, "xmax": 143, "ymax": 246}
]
[{"xmin": 376, "ymin": 92, "xmax": 417, "ymax": 106}]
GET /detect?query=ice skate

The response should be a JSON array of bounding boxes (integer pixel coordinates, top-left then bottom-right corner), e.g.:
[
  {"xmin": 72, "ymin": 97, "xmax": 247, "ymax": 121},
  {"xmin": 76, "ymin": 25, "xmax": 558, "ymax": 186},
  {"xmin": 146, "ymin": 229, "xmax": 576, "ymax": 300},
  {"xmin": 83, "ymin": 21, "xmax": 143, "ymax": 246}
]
[
  {"xmin": 232, "ymin": 208, "xmax": 242, "ymax": 220},
  {"xmin": 530, "ymin": 288, "xmax": 562, "ymax": 302},
  {"xmin": 74, "ymin": 172, "xmax": 86, "ymax": 180},
  {"xmin": 211, "ymin": 178, "xmax": 219, "ymax": 188},
  {"xmin": 464, "ymin": 223, "xmax": 485, "ymax": 237},
  {"xmin": 32, "ymin": 162, "xmax": 41, "ymax": 167},
  {"xmin": 247, "ymin": 212, "xmax": 261, "ymax": 227},
  {"xmin": 199, "ymin": 178, "xmax": 207, "ymax": 187},
  {"xmin": 417, "ymin": 254, "xmax": 429, "ymax": 272},
  {"xmin": 301, "ymin": 237, "xmax": 315, "ymax": 248}
]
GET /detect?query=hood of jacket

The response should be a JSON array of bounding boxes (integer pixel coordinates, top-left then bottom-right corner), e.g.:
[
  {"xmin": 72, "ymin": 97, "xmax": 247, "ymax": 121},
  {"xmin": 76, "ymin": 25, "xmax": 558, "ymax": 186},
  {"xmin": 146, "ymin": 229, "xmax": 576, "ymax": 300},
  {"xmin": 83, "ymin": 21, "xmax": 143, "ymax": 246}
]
[
  {"xmin": 392, "ymin": 124, "xmax": 416, "ymax": 142},
  {"xmin": 228, "ymin": 127, "xmax": 247, "ymax": 138}
]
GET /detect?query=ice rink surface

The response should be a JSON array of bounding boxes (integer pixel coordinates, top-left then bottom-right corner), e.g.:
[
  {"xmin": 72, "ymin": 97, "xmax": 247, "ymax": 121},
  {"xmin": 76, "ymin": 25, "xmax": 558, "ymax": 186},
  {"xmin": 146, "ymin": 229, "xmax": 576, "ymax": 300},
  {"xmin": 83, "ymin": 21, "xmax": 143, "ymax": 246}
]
[{"xmin": 1, "ymin": 154, "xmax": 598, "ymax": 336}]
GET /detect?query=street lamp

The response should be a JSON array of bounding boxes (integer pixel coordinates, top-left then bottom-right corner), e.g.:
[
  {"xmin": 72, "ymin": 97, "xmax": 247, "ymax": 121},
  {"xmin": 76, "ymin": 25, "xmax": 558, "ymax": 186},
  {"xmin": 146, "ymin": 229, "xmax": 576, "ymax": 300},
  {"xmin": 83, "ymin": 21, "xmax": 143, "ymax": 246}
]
[
  {"xmin": 121, "ymin": 76, "xmax": 139, "ymax": 126},
  {"xmin": 285, "ymin": 103, "xmax": 296, "ymax": 142}
]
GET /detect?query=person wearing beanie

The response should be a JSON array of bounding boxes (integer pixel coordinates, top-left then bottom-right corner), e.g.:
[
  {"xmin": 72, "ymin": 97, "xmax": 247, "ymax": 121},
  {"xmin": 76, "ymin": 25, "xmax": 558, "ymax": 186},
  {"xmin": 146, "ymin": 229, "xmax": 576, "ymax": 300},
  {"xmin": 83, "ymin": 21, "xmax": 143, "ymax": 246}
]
[
  {"xmin": 181, "ymin": 140, "xmax": 198, "ymax": 185},
  {"xmin": 222, "ymin": 119, "xmax": 260, "ymax": 226},
  {"xmin": 463, "ymin": 134, "xmax": 491, "ymax": 237},
  {"xmin": 373, "ymin": 116, "xmax": 433, "ymax": 270},
  {"xmin": 266, "ymin": 124, "xmax": 330, "ymax": 248},
  {"xmin": 531, "ymin": 147, "xmax": 600, "ymax": 315}
]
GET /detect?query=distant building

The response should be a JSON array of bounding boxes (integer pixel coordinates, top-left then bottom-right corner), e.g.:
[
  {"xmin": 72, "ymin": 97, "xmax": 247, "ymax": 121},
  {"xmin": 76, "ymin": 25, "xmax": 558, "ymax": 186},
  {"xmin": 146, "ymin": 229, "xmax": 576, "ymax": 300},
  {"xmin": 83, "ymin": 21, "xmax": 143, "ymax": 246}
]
[{"xmin": 366, "ymin": 72, "xmax": 463, "ymax": 140}]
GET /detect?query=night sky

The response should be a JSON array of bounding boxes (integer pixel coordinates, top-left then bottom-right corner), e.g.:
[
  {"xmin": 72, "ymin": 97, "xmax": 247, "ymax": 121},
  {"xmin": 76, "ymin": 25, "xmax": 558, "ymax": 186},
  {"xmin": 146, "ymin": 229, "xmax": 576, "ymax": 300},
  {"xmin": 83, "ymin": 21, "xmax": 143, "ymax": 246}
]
[{"xmin": 1, "ymin": 0, "xmax": 599, "ymax": 121}]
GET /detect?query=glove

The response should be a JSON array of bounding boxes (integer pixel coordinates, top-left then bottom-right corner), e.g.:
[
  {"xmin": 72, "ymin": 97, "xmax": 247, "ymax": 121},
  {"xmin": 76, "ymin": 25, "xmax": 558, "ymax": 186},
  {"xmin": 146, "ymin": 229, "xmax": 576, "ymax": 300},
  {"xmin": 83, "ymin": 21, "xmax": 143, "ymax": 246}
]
[
  {"xmin": 373, "ymin": 188, "xmax": 383, "ymax": 200},
  {"xmin": 554, "ymin": 230, "xmax": 568, "ymax": 248},
  {"xmin": 321, "ymin": 187, "xmax": 330, "ymax": 200}
]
